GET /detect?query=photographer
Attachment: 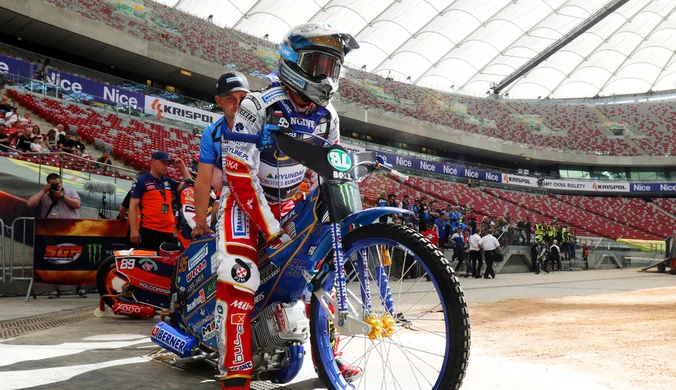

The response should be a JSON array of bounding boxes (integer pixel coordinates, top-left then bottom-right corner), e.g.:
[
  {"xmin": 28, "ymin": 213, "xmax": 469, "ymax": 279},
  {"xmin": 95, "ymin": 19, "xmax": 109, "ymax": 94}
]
[{"xmin": 27, "ymin": 173, "xmax": 81, "ymax": 218}]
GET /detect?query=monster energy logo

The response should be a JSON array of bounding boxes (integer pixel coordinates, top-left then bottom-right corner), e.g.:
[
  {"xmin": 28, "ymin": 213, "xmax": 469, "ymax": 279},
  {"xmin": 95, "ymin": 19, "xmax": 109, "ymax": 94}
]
[
  {"xmin": 86, "ymin": 244, "xmax": 103, "ymax": 264},
  {"xmin": 338, "ymin": 183, "xmax": 356, "ymax": 211}
]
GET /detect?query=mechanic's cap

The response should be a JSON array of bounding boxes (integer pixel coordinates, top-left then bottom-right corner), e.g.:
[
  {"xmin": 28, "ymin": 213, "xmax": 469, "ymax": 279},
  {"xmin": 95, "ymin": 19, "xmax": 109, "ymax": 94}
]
[
  {"xmin": 151, "ymin": 151, "xmax": 174, "ymax": 164},
  {"xmin": 216, "ymin": 71, "xmax": 250, "ymax": 96}
]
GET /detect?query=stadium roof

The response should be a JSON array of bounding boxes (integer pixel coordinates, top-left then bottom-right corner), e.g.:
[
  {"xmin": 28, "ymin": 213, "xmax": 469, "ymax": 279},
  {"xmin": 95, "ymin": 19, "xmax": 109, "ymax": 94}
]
[{"xmin": 157, "ymin": 0, "xmax": 676, "ymax": 99}]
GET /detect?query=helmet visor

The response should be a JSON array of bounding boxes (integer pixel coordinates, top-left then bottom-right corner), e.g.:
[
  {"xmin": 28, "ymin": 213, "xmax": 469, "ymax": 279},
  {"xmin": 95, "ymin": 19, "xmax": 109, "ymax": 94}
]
[{"xmin": 297, "ymin": 51, "xmax": 342, "ymax": 81}]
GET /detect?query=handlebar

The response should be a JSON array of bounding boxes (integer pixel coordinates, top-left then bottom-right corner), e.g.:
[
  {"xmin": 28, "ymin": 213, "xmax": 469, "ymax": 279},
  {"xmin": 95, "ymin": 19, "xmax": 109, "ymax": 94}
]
[
  {"xmin": 221, "ymin": 127, "xmax": 409, "ymax": 180},
  {"xmin": 221, "ymin": 130, "xmax": 261, "ymax": 144},
  {"xmin": 375, "ymin": 156, "xmax": 409, "ymax": 181}
]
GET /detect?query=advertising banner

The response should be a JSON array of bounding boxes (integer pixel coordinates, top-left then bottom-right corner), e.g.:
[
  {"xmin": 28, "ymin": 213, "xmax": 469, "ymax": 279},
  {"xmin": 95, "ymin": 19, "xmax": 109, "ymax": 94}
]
[
  {"xmin": 45, "ymin": 69, "xmax": 145, "ymax": 110},
  {"xmin": 540, "ymin": 180, "xmax": 630, "ymax": 193},
  {"xmin": 33, "ymin": 219, "xmax": 129, "ymax": 285},
  {"xmin": 0, "ymin": 54, "xmax": 144, "ymax": 109},
  {"xmin": 629, "ymin": 183, "xmax": 676, "ymax": 193},
  {"xmin": 501, "ymin": 173, "xmax": 538, "ymax": 187},
  {"xmin": 144, "ymin": 96, "xmax": 219, "ymax": 126},
  {"xmin": 371, "ymin": 150, "xmax": 502, "ymax": 183},
  {"xmin": 0, "ymin": 54, "xmax": 33, "ymax": 78}
]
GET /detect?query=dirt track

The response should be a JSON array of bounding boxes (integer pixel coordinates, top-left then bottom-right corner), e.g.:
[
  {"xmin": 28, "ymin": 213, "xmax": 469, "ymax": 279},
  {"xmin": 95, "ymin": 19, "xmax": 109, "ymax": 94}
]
[{"xmin": 468, "ymin": 287, "xmax": 676, "ymax": 390}]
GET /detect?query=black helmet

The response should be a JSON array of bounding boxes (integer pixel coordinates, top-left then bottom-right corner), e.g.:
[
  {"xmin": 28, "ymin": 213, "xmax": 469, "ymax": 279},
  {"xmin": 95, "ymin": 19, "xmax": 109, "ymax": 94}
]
[{"xmin": 216, "ymin": 71, "xmax": 250, "ymax": 96}]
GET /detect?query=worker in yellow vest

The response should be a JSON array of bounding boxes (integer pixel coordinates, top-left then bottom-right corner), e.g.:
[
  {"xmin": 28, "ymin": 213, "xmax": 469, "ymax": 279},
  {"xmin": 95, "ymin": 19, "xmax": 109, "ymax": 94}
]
[
  {"xmin": 546, "ymin": 225, "xmax": 555, "ymax": 245},
  {"xmin": 534, "ymin": 222, "xmax": 545, "ymax": 241}
]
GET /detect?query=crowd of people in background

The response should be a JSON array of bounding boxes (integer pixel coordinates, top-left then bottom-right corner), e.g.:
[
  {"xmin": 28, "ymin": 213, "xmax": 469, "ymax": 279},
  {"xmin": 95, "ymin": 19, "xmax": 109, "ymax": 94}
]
[
  {"xmin": 376, "ymin": 191, "xmax": 583, "ymax": 278},
  {"xmin": 0, "ymin": 93, "xmax": 91, "ymax": 158}
]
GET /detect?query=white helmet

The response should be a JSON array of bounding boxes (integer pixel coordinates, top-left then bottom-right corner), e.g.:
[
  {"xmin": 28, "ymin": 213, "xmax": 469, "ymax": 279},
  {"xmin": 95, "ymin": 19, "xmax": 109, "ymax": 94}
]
[{"xmin": 278, "ymin": 23, "xmax": 359, "ymax": 107}]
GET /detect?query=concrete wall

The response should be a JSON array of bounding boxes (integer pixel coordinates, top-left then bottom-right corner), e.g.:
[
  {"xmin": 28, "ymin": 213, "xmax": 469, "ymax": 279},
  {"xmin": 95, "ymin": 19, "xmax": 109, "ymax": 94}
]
[{"xmin": 4, "ymin": 0, "xmax": 674, "ymax": 167}]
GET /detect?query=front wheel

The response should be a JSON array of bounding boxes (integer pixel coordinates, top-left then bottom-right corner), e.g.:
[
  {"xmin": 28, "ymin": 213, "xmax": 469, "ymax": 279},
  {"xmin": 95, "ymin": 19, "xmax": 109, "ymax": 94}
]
[{"xmin": 310, "ymin": 223, "xmax": 471, "ymax": 390}]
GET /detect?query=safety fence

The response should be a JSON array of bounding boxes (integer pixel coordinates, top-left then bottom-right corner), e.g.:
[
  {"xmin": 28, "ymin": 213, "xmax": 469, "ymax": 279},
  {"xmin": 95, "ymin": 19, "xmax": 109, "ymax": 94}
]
[{"xmin": 1, "ymin": 217, "xmax": 36, "ymax": 301}]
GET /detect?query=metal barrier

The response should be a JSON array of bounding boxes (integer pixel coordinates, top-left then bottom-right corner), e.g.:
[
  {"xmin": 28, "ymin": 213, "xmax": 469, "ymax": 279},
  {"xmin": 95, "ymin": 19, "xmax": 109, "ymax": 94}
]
[
  {"xmin": 0, "ymin": 218, "xmax": 5, "ymax": 284},
  {"xmin": 9, "ymin": 217, "xmax": 35, "ymax": 302}
]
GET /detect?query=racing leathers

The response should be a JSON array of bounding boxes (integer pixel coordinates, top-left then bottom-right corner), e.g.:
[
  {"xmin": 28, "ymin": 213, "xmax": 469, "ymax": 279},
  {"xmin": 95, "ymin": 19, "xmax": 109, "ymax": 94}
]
[{"xmin": 214, "ymin": 83, "xmax": 339, "ymax": 388}]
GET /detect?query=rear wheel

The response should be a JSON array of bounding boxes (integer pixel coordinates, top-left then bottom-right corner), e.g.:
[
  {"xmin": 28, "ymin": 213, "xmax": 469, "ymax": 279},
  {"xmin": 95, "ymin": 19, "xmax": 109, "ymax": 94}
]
[
  {"xmin": 96, "ymin": 255, "xmax": 130, "ymax": 309},
  {"xmin": 310, "ymin": 223, "xmax": 471, "ymax": 390}
]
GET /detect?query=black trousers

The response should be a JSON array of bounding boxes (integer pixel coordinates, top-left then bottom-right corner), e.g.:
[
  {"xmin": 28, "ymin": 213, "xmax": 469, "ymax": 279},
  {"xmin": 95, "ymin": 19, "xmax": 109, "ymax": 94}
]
[
  {"xmin": 484, "ymin": 250, "xmax": 496, "ymax": 278},
  {"xmin": 452, "ymin": 248, "xmax": 463, "ymax": 269},
  {"xmin": 470, "ymin": 251, "xmax": 482, "ymax": 277},
  {"xmin": 137, "ymin": 226, "xmax": 175, "ymax": 251}
]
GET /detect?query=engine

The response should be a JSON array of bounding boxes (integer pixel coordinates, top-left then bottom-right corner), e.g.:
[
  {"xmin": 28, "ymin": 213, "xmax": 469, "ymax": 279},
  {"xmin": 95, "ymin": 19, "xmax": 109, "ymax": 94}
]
[{"xmin": 252, "ymin": 301, "xmax": 310, "ymax": 349}]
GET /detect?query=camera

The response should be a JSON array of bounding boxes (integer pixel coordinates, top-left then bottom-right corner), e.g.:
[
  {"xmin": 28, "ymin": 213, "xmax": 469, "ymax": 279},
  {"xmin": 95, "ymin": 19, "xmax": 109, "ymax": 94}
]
[{"xmin": 51, "ymin": 183, "xmax": 60, "ymax": 191}]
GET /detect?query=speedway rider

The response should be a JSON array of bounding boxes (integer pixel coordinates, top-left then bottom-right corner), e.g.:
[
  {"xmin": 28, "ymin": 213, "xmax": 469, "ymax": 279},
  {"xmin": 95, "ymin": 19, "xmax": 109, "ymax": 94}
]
[{"xmin": 192, "ymin": 23, "xmax": 358, "ymax": 390}]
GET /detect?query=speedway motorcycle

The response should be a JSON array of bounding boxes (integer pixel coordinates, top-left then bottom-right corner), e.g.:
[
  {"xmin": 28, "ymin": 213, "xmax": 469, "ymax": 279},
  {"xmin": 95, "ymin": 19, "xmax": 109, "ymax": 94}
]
[{"xmin": 96, "ymin": 132, "xmax": 471, "ymax": 389}]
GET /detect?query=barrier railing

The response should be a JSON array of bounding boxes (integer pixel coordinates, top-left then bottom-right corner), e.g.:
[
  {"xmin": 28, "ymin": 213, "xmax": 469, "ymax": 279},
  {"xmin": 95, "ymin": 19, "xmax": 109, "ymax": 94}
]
[
  {"xmin": 1, "ymin": 146, "xmax": 135, "ymax": 210},
  {"xmin": 9, "ymin": 217, "xmax": 35, "ymax": 302}
]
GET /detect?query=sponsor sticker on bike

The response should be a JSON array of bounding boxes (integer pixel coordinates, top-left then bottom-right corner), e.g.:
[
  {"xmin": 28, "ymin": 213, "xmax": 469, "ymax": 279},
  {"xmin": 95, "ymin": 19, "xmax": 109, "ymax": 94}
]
[
  {"xmin": 186, "ymin": 273, "xmax": 205, "ymax": 292},
  {"xmin": 327, "ymin": 149, "xmax": 351, "ymax": 172},
  {"xmin": 188, "ymin": 244, "xmax": 208, "ymax": 271},
  {"xmin": 139, "ymin": 258, "xmax": 158, "ymax": 271},
  {"xmin": 139, "ymin": 281, "xmax": 170, "ymax": 295},
  {"xmin": 187, "ymin": 260, "xmax": 207, "ymax": 283},
  {"xmin": 186, "ymin": 289, "xmax": 206, "ymax": 312}
]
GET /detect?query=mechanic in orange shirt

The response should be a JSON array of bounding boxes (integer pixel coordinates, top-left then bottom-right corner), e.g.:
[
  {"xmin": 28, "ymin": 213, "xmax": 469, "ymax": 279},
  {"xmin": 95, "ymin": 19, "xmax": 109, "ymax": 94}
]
[{"xmin": 128, "ymin": 151, "xmax": 190, "ymax": 250}]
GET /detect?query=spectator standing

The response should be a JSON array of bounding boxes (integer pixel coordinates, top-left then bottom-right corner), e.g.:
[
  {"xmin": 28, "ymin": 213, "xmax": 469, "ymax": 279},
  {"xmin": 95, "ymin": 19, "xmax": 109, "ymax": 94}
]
[
  {"xmin": 581, "ymin": 242, "xmax": 589, "ymax": 270},
  {"xmin": 549, "ymin": 240, "xmax": 562, "ymax": 272},
  {"xmin": 461, "ymin": 230, "xmax": 472, "ymax": 278},
  {"xmin": 524, "ymin": 217, "xmax": 531, "ymax": 245},
  {"xmin": 377, "ymin": 192, "xmax": 388, "ymax": 223},
  {"xmin": 434, "ymin": 213, "xmax": 447, "ymax": 248},
  {"xmin": 419, "ymin": 196, "xmax": 431, "ymax": 230},
  {"xmin": 479, "ymin": 230, "xmax": 500, "ymax": 279},
  {"xmin": 469, "ymin": 229, "xmax": 482, "ymax": 278},
  {"xmin": 450, "ymin": 227, "xmax": 464, "ymax": 270},
  {"xmin": 387, "ymin": 193, "xmax": 399, "ymax": 222},
  {"xmin": 26, "ymin": 173, "xmax": 81, "ymax": 218},
  {"xmin": 421, "ymin": 222, "xmax": 438, "ymax": 281},
  {"xmin": 128, "ymin": 152, "xmax": 189, "ymax": 250},
  {"xmin": 119, "ymin": 171, "xmax": 146, "ymax": 245}
]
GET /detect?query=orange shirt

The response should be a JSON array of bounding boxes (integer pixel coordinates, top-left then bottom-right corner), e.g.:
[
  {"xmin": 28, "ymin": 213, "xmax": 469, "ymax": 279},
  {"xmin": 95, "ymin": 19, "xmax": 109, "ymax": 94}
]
[{"xmin": 131, "ymin": 173, "xmax": 179, "ymax": 233}]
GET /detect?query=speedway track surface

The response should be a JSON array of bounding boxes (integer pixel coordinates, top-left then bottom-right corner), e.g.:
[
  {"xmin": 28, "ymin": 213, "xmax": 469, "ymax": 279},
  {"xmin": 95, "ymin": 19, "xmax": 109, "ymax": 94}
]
[{"xmin": 0, "ymin": 269, "xmax": 674, "ymax": 390}]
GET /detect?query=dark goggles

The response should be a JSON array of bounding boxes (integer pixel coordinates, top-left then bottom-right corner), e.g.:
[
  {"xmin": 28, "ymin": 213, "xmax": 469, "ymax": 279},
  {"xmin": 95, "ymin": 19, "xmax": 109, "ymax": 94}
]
[{"xmin": 296, "ymin": 51, "xmax": 342, "ymax": 81}]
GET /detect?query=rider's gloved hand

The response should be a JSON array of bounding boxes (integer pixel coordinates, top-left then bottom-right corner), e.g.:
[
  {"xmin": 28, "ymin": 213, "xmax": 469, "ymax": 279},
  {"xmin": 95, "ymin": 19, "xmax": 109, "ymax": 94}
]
[
  {"xmin": 257, "ymin": 123, "xmax": 280, "ymax": 150},
  {"xmin": 267, "ymin": 233, "xmax": 292, "ymax": 251}
]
